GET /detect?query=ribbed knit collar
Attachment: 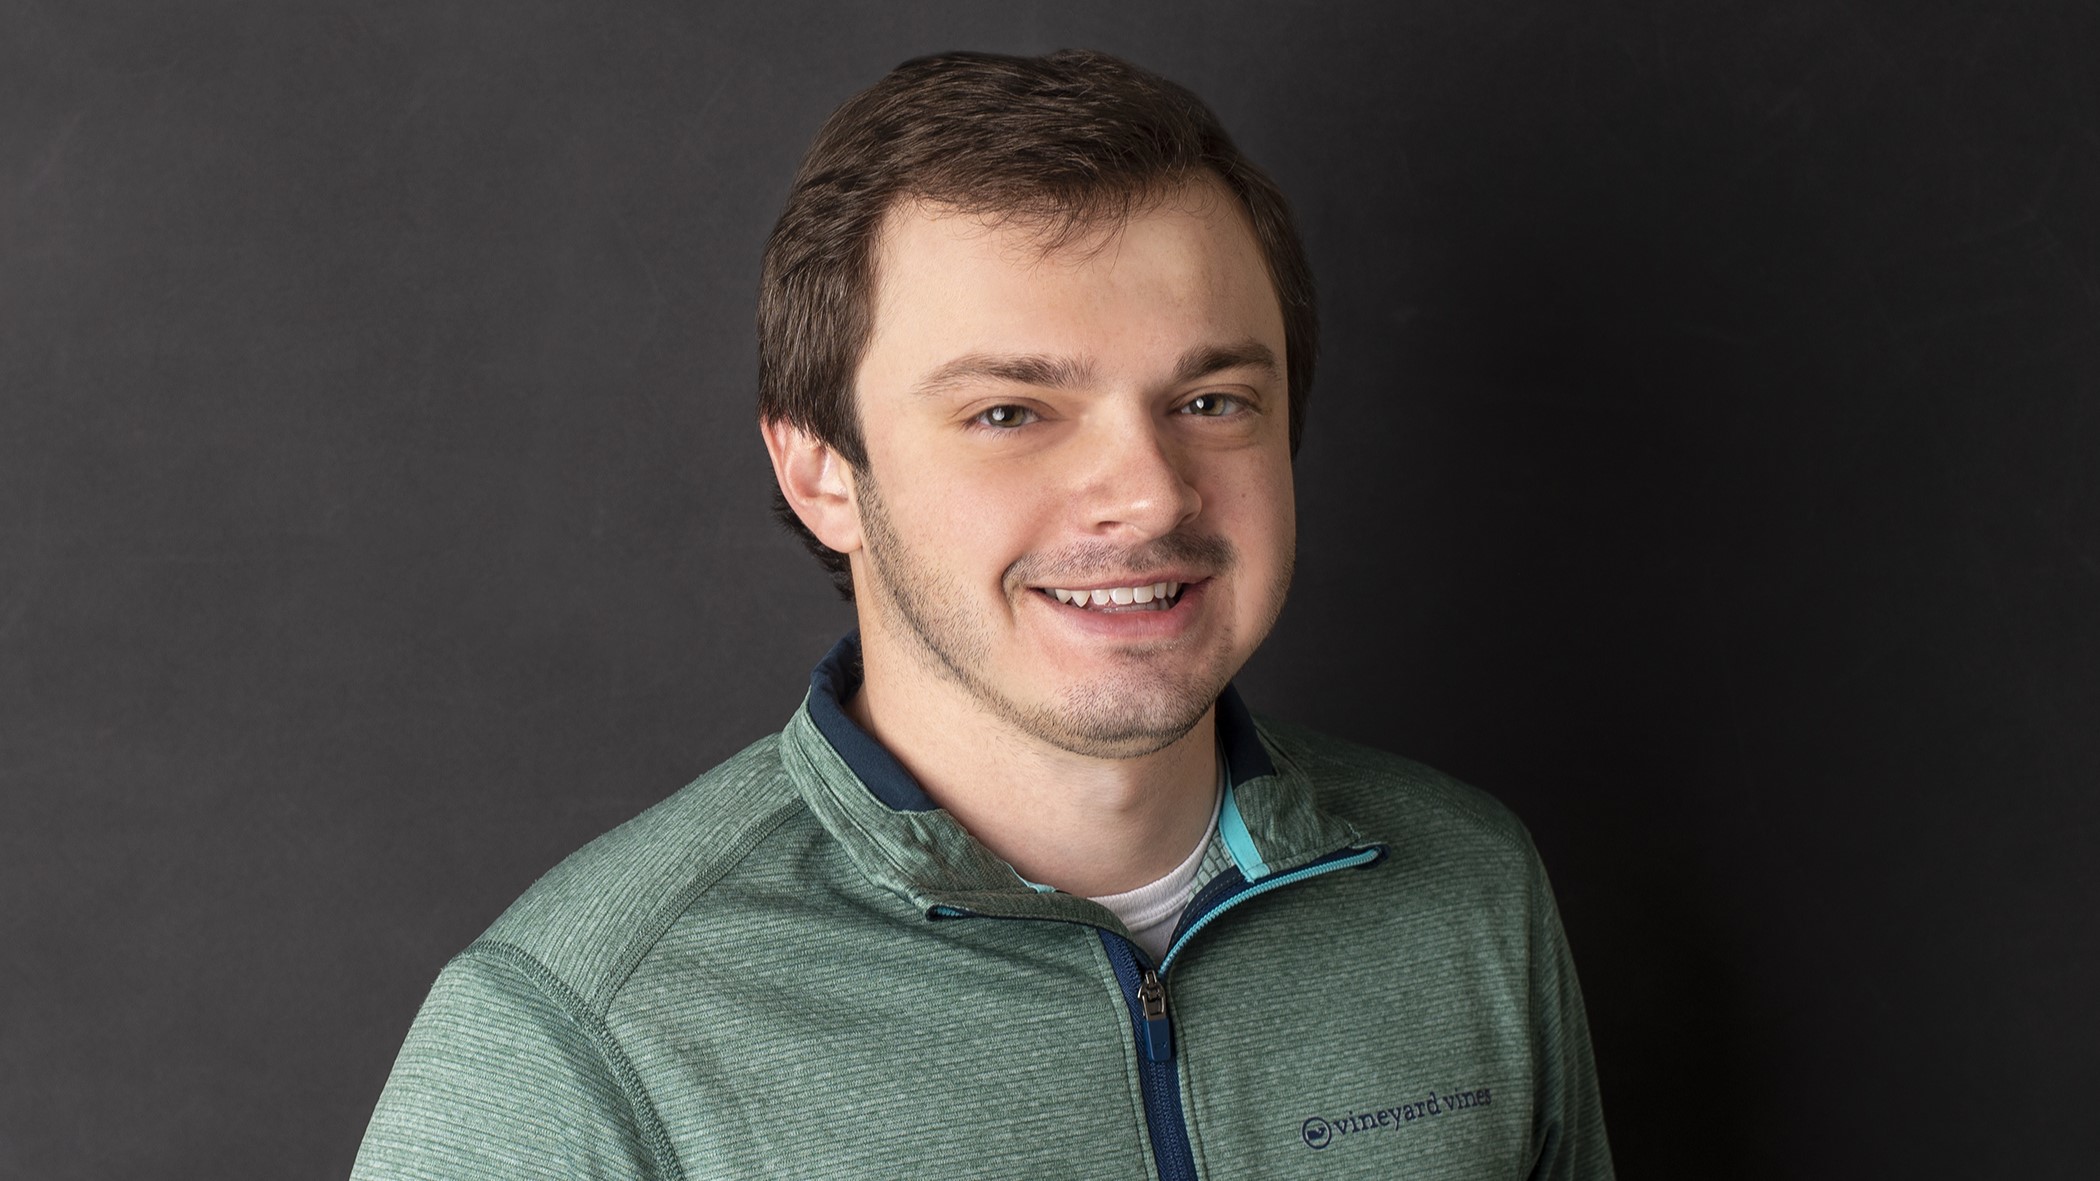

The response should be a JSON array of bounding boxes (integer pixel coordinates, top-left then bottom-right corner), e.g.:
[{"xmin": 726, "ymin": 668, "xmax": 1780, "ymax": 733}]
[{"xmin": 780, "ymin": 633, "xmax": 1367, "ymax": 922}]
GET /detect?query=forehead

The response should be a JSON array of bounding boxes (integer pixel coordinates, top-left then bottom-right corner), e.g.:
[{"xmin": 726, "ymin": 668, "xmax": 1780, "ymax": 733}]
[{"xmin": 859, "ymin": 178, "xmax": 1285, "ymax": 385}]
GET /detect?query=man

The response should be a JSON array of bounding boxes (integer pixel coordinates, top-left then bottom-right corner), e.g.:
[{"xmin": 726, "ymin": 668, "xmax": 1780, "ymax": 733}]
[{"xmin": 354, "ymin": 49, "xmax": 1612, "ymax": 1180}]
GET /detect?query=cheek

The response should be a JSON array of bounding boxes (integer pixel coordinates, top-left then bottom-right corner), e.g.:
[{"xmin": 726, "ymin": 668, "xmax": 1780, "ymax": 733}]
[
  {"xmin": 1210, "ymin": 455, "xmax": 1296, "ymax": 560},
  {"xmin": 1237, "ymin": 468, "xmax": 1297, "ymax": 628},
  {"xmin": 1251, "ymin": 489, "xmax": 1297, "ymax": 589},
  {"xmin": 887, "ymin": 451, "xmax": 1056, "ymax": 572}
]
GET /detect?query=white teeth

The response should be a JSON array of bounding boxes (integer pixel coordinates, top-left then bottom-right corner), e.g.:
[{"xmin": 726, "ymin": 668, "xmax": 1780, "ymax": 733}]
[{"xmin": 1044, "ymin": 581, "xmax": 1187, "ymax": 608}]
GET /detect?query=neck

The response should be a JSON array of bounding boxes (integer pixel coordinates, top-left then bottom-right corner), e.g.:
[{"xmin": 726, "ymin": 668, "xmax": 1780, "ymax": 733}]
[{"xmin": 844, "ymin": 638, "xmax": 1221, "ymax": 899}]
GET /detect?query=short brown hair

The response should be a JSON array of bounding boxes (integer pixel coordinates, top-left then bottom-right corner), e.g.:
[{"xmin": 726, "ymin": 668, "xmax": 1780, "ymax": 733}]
[{"xmin": 757, "ymin": 49, "xmax": 1317, "ymax": 598}]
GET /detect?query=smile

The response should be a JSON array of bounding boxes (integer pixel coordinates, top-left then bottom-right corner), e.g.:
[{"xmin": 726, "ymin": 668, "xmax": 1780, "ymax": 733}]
[{"xmin": 1041, "ymin": 581, "xmax": 1185, "ymax": 611}]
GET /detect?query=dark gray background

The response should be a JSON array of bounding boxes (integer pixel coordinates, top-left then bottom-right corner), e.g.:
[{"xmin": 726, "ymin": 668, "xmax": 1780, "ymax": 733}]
[{"xmin": 5, "ymin": 1, "xmax": 2096, "ymax": 1176}]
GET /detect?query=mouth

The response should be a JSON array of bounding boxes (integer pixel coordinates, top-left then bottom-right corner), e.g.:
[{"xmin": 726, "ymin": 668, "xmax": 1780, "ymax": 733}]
[{"xmin": 1037, "ymin": 580, "xmax": 1190, "ymax": 613}]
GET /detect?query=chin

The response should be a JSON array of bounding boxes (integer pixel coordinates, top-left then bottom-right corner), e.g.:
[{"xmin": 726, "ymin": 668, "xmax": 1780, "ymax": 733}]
[{"xmin": 1011, "ymin": 656, "xmax": 1232, "ymax": 760}]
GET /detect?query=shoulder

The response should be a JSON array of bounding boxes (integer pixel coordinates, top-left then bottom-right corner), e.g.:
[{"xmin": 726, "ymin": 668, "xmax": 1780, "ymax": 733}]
[
  {"xmin": 1254, "ymin": 713, "xmax": 1542, "ymax": 877},
  {"xmin": 468, "ymin": 733, "xmax": 808, "ymax": 1016}
]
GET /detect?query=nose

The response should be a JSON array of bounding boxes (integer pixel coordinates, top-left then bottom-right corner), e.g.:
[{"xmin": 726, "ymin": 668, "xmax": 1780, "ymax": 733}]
[{"xmin": 1071, "ymin": 413, "xmax": 1202, "ymax": 540}]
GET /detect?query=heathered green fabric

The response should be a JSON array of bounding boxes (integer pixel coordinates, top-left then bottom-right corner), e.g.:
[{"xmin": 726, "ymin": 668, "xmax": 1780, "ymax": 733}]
[{"xmin": 353, "ymin": 694, "xmax": 1613, "ymax": 1180}]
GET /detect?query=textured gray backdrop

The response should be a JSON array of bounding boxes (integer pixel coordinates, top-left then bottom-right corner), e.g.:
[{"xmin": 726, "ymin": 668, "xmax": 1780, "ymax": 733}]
[{"xmin": 5, "ymin": 1, "xmax": 2097, "ymax": 1177}]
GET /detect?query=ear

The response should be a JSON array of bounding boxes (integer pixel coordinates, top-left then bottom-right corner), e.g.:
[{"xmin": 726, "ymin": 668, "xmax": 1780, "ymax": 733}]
[{"xmin": 760, "ymin": 417, "xmax": 863, "ymax": 555}]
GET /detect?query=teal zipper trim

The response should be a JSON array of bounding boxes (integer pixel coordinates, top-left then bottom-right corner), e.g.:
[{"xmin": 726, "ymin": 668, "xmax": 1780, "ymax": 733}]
[
  {"xmin": 1216, "ymin": 781, "xmax": 1271, "ymax": 880},
  {"xmin": 1158, "ymin": 846, "xmax": 1384, "ymax": 975}
]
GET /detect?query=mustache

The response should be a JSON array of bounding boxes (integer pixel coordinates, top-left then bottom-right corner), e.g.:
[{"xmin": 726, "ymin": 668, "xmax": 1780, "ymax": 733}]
[{"xmin": 1006, "ymin": 532, "xmax": 1237, "ymax": 587}]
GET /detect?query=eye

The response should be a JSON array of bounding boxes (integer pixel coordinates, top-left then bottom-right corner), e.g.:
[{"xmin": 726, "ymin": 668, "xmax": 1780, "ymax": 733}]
[
  {"xmin": 974, "ymin": 404, "xmax": 1038, "ymax": 429},
  {"xmin": 1179, "ymin": 393, "xmax": 1243, "ymax": 417}
]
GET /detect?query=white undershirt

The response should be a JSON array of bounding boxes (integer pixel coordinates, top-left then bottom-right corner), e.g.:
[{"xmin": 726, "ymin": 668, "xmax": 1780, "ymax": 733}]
[{"xmin": 1086, "ymin": 785, "xmax": 1223, "ymax": 962}]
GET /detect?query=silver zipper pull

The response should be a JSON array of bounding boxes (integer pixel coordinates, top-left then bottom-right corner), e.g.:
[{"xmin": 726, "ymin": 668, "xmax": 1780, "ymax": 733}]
[{"xmin": 1138, "ymin": 967, "xmax": 1174, "ymax": 1061}]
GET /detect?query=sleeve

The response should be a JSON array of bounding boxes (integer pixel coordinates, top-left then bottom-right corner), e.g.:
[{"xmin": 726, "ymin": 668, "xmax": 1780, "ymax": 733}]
[
  {"xmin": 1525, "ymin": 849, "xmax": 1616, "ymax": 1181},
  {"xmin": 350, "ymin": 943, "xmax": 670, "ymax": 1181}
]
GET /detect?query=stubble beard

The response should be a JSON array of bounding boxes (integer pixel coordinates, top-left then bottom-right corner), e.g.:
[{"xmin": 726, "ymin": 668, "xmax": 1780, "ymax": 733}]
[{"xmin": 853, "ymin": 468, "xmax": 1280, "ymax": 760}]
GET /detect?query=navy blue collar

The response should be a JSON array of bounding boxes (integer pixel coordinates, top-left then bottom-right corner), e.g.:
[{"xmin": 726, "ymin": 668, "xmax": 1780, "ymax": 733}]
[{"xmin": 804, "ymin": 632, "xmax": 1275, "ymax": 813}]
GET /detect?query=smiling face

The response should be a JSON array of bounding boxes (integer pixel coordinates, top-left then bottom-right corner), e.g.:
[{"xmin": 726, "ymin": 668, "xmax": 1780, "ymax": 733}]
[{"xmin": 838, "ymin": 178, "xmax": 1297, "ymax": 760}]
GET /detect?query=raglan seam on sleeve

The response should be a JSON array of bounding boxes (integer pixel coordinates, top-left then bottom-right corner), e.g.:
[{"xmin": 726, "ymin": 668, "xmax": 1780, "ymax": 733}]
[
  {"xmin": 463, "ymin": 939, "xmax": 688, "ymax": 1181},
  {"xmin": 599, "ymin": 789, "xmax": 808, "ymax": 1007}
]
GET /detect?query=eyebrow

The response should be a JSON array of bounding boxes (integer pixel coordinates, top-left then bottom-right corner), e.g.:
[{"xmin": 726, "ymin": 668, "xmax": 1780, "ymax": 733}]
[
  {"xmin": 1172, "ymin": 340, "xmax": 1280, "ymax": 385},
  {"xmin": 910, "ymin": 353, "xmax": 1094, "ymax": 399},
  {"xmin": 909, "ymin": 339, "xmax": 1279, "ymax": 399}
]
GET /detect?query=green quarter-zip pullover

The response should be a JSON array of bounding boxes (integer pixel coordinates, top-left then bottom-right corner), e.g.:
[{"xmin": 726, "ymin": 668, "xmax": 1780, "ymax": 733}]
[{"xmin": 353, "ymin": 636, "xmax": 1612, "ymax": 1179}]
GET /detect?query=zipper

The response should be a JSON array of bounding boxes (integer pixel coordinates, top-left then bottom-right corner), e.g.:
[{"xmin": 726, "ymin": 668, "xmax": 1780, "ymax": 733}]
[
  {"xmin": 1137, "ymin": 967, "xmax": 1173, "ymax": 1061},
  {"xmin": 933, "ymin": 844, "xmax": 1384, "ymax": 1180},
  {"xmin": 1101, "ymin": 932, "xmax": 1196, "ymax": 1181},
  {"xmin": 1101, "ymin": 844, "xmax": 1383, "ymax": 1181},
  {"xmin": 1159, "ymin": 846, "xmax": 1384, "ymax": 974}
]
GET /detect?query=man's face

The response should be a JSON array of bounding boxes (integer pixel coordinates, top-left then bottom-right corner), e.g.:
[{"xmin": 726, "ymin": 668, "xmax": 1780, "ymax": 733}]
[{"xmin": 847, "ymin": 179, "xmax": 1296, "ymax": 759}]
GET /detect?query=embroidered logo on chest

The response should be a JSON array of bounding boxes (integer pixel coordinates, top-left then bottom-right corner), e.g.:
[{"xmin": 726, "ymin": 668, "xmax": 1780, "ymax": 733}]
[{"xmin": 1298, "ymin": 1085, "xmax": 1494, "ymax": 1150}]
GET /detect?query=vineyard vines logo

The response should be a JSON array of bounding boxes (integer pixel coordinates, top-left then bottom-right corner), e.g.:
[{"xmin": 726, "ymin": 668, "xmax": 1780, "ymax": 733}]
[{"xmin": 1299, "ymin": 1086, "xmax": 1493, "ymax": 1150}]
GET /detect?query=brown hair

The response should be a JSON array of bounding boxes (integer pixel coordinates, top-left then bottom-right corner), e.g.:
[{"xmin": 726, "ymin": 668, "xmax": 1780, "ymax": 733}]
[{"xmin": 757, "ymin": 49, "xmax": 1317, "ymax": 598}]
